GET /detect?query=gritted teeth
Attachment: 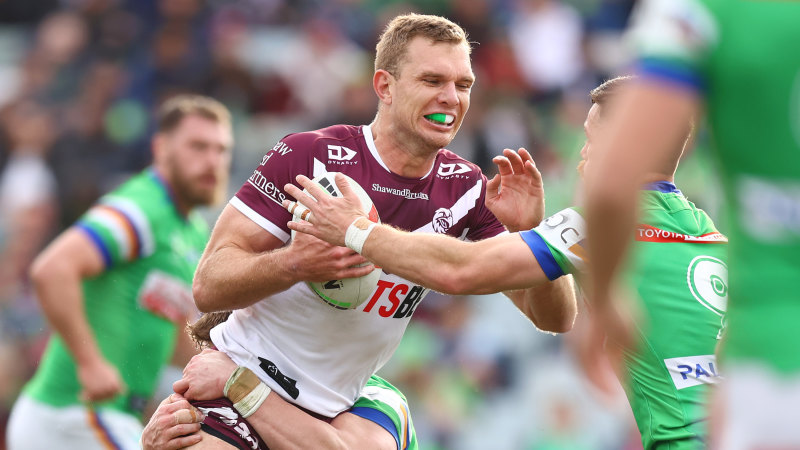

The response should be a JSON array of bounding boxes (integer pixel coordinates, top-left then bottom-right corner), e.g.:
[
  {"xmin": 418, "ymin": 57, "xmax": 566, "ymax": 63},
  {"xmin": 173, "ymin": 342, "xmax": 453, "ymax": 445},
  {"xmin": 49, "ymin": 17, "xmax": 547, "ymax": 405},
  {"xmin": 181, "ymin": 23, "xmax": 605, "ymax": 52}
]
[{"xmin": 425, "ymin": 113, "xmax": 454, "ymax": 125}]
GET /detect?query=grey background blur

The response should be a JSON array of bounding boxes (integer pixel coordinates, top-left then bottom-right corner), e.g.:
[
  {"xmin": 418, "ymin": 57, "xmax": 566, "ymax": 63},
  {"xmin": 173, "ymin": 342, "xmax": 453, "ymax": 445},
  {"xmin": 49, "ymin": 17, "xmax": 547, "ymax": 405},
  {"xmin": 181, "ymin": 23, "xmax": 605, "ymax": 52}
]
[{"xmin": 0, "ymin": 0, "xmax": 723, "ymax": 449}]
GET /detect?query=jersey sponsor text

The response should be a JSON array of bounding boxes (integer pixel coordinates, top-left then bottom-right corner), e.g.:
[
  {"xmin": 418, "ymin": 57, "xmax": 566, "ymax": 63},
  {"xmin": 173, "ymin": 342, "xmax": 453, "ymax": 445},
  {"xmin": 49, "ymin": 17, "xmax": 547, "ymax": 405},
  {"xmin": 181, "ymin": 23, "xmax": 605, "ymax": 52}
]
[
  {"xmin": 664, "ymin": 355, "xmax": 723, "ymax": 389},
  {"xmin": 371, "ymin": 184, "xmax": 429, "ymax": 200}
]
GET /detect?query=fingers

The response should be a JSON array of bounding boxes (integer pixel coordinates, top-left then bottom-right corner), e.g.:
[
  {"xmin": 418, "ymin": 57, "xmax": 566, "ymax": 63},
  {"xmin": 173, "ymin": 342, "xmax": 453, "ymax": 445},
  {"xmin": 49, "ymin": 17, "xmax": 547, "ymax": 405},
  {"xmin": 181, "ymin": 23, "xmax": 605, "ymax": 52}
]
[
  {"xmin": 339, "ymin": 263, "xmax": 377, "ymax": 279},
  {"xmin": 295, "ymin": 175, "xmax": 330, "ymax": 204},
  {"xmin": 173, "ymin": 378, "xmax": 189, "ymax": 395},
  {"xmin": 334, "ymin": 173, "xmax": 360, "ymax": 204},
  {"xmin": 162, "ymin": 430, "xmax": 202, "ymax": 450},
  {"xmin": 284, "ymin": 200, "xmax": 313, "ymax": 221},
  {"xmin": 524, "ymin": 160, "xmax": 542, "ymax": 182},
  {"xmin": 492, "ymin": 154, "xmax": 512, "ymax": 177},
  {"xmin": 287, "ymin": 218, "xmax": 316, "ymax": 237},
  {"xmin": 486, "ymin": 173, "xmax": 500, "ymax": 192},
  {"xmin": 173, "ymin": 407, "xmax": 202, "ymax": 425},
  {"xmin": 516, "ymin": 148, "xmax": 535, "ymax": 166},
  {"xmin": 167, "ymin": 393, "xmax": 187, "ymax": 403},
  {"xmin": 503, "ymin": 148, "xmax": 526, "ymax": 174},
  {"xmin": 283, "ymin": 183, "xmax": 319, "ymax": 219},
  {"xmin": 161, "ymin": 395, "xmax": 197, "ymax": 414}
]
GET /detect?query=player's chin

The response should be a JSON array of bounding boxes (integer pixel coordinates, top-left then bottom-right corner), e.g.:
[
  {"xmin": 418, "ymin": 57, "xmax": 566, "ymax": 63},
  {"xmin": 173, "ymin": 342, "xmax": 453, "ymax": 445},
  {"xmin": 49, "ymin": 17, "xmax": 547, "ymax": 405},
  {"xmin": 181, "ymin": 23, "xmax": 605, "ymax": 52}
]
[
  {"xmin": 188, "ymin": 187, "xmax": 218, "ymax": 207},
  {"xmin": 423, "ymin": 130, "xmax": 456, "ymax": 150}
]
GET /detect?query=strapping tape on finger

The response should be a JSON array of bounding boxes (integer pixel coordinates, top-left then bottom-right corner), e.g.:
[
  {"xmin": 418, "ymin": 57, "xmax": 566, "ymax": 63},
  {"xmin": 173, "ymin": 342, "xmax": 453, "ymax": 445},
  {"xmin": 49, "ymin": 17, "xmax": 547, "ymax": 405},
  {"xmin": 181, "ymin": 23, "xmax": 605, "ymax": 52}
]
[{"xmin": 289, "ymin": 202, "xmax": 312, "ymax": 221}]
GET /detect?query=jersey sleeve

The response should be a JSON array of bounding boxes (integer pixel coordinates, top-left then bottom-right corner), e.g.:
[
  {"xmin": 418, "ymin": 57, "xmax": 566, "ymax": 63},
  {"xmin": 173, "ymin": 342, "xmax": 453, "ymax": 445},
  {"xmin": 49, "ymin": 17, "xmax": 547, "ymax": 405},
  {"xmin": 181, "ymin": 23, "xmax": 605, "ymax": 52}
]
[
  {"xmin": 628, "ymin": 0, "xmax": 719, "ymax": 92},
  {"xmin": 76, "ymin": 195, "xmax": 157, "ymax": 268},
  {"xmin": 518, "ymin": 207, "xmax": 588, "ymax": 280},
  {"xmin": 465, "ymin": 173, "xmax": 507, "ymax": 241},
  {"xmin": 230, "ymin": 134, "xmax": 318, "ymax": 243},
  {"xmin": 349, "ymin": 376, "xmax": 415, "ymax": 450}
]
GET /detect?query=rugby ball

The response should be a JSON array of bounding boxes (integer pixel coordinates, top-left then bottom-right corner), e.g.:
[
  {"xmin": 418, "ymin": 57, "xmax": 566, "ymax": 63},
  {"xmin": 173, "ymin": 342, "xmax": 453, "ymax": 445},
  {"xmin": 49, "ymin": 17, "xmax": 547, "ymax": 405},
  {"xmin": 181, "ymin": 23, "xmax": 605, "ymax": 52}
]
[{"xmin": 290, "ymin": 172, "xmax": 381, "ymax": 309}]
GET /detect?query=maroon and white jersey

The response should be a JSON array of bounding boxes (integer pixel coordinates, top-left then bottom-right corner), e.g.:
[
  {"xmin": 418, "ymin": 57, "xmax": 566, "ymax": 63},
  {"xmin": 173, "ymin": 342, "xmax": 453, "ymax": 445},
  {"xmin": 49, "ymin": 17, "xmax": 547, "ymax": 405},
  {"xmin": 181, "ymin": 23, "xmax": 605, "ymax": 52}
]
[{"xmin": 211, "ymin": 124, "xmax": 505, "ymax": 417}]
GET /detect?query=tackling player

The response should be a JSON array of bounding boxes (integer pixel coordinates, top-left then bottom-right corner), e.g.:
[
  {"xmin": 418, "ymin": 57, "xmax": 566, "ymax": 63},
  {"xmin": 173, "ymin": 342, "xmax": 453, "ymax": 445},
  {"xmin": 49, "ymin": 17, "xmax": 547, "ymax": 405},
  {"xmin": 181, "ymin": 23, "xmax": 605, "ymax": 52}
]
[
  {"xmin": 6, "ymin": 95, "xmax": 233, "ymax": 449},
  {"xmin": 284, "ymin": 76, "xmax": 728, "ymax": 449},
  {"xmin": 142, "ymin": 349, "xmax": 416, "ymax": 450},
  {"xmin": 580, "ymin": 1, "xmax": 800, "ymax": 448}
]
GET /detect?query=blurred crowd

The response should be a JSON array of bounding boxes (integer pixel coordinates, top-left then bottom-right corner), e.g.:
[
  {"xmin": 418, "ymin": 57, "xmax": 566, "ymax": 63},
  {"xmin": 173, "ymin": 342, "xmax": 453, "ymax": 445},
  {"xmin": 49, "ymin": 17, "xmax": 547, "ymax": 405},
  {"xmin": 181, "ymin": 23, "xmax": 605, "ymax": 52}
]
[{"xmin": 0, "ymin": 0, "xmax": 722, "ymax": 448}]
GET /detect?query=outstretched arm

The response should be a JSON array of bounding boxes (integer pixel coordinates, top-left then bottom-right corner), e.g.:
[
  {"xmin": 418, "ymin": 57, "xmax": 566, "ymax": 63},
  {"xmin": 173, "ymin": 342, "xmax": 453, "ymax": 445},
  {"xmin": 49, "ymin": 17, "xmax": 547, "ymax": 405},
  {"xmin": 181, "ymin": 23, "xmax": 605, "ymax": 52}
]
[{"xmin": 283, "ymin": 175, "xmax": 550, "ymax": 294}]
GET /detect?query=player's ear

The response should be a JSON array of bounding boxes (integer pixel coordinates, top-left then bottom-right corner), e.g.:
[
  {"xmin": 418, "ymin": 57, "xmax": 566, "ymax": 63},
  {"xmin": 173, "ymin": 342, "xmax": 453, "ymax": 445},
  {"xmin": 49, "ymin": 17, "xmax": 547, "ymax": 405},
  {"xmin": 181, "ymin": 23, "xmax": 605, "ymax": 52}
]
[{"xmin": 374, "ymin": 70, "xmax": 393, "ymax": 105}]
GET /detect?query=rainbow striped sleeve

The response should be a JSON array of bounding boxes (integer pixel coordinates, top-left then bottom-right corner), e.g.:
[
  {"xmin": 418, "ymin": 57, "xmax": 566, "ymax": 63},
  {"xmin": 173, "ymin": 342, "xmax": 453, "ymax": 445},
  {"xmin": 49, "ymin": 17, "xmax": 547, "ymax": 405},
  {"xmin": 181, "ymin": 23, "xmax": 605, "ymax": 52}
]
[{"xmin": 77, "ymin": 196, "xmax": 155, "ymax": 268}]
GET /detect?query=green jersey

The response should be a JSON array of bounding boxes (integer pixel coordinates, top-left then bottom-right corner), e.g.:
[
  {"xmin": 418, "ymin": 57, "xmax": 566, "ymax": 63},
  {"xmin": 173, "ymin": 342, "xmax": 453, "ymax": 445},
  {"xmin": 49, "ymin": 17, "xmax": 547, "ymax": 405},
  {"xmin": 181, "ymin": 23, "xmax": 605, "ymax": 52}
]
[
  {"xmin": 630, "ymin": 0, "xmax": 800, "ymax": 373},
  {"xmin": 520, "ymin": 184, "xmax": 728, "ymax": 449},
  {"xmin": 351, "ymin": 375, "xmax": 418, "ymax": 450},
  {"xmin": 25, "ymin": 168, "xmax": 208, "ymax": 417}
]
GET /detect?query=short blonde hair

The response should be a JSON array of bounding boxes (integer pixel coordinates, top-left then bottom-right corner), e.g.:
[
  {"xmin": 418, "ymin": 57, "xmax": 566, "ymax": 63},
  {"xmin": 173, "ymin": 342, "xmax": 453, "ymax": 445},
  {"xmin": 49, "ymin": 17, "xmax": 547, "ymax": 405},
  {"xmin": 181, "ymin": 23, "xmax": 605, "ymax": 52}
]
[
  {"xmin": 157, "ymin": 94, "xmax": 231, "ymax": 134},
  {"xmin": 375, "ymin": 13, "xmax": 470, "ymax": 77}
]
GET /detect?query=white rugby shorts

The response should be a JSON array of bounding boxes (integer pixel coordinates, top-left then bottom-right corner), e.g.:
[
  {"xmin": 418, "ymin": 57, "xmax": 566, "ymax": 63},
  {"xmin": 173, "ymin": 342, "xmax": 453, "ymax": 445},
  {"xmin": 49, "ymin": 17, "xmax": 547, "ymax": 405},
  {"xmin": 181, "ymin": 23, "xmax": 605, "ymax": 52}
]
[
  {"xmin": 6, "ymin": 394, "xmax": 142, "ymax": 450},
  {"xmin": 713, "ymin": 363, "xmax": 800, "ymax": 449}
]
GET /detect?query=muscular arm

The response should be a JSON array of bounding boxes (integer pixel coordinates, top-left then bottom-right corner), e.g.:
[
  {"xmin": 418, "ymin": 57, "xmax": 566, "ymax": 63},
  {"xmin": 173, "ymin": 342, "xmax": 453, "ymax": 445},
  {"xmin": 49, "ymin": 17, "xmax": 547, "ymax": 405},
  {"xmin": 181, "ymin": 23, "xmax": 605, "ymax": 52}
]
[
  {"xmin": 360, "ymin": 226, "xmax": 575, "ymax": 332},
  {"xmin": 284, "ymin": 175, "xmax": 576, "ymax": 332},
  {"xmin": 247, "ymin": 394, "xmax": 396, "ymax": 450},
  {"xmin": 29, "ymin": 228, "xmax": 124, "ymax": 401},
  {"xmin": 365, "ymin": 228, "xmax": 549, "ymax": 294},
  {"xmin": 192, "ymin": 204, "xmax": 373, "ymax": 312}
]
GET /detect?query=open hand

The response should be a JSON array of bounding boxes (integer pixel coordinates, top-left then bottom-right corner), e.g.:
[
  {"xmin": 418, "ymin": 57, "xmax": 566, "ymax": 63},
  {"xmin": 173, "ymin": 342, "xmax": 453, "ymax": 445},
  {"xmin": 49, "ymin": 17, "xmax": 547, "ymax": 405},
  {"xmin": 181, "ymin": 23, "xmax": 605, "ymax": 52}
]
[
  {"xmin": 485, "ymin": 148, "xmax": 545, "ymax": 232},
  {"xmin": 282, "ymin": 174, "xmax": 366, "ymax": 247}
]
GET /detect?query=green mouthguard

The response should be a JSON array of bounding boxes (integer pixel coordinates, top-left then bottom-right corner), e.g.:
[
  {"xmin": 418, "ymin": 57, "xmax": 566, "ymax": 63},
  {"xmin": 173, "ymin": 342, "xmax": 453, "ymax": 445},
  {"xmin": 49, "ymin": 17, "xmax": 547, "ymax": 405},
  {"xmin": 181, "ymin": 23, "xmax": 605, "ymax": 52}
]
[{"xmin": 426, "ymin": 113, "xmax": 447, "ymax": 123}]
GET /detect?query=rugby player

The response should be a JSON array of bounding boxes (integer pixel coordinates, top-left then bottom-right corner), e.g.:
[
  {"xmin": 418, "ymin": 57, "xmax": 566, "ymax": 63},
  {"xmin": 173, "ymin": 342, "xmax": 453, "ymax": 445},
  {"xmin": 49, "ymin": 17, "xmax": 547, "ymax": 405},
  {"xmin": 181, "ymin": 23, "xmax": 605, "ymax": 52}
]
[
  {"xmin": 178, "ymin": 13, "xmax": 576, "ymax": 448},
  {"xmin": 142, "ymin": 349, "xmax": 416, "ymax": 450},
  {"xmin": 284, "ymin": 76, "xmax": 728, "ymax": 449},
  {"xmin": 581, "ymin": 1, "xmax": 800, "ymax": 447},
  {"xmin": 6, "ymin": 95, "xmax": 233, "ymax": 449}
]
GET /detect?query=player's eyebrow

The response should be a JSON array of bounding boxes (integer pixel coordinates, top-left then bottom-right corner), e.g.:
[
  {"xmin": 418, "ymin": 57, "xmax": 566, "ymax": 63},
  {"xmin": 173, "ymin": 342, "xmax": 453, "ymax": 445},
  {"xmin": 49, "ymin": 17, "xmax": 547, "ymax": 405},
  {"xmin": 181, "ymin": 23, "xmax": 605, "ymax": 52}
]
[{"xmin": 418, "ymin": 71, "xmax": 475, "ymax": 85}]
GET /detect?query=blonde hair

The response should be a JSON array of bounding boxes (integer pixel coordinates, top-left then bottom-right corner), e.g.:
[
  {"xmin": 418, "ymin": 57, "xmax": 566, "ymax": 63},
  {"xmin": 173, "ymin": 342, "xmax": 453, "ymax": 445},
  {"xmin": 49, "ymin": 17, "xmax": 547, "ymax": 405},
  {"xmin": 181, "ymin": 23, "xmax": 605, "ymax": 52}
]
[
  {"xmin": 157, "ymin": 94, "xmax": 231, "ymax": 134},
  {"xmin": 375, "ymin": 13, "xmax": 470, "ymax": 77}
]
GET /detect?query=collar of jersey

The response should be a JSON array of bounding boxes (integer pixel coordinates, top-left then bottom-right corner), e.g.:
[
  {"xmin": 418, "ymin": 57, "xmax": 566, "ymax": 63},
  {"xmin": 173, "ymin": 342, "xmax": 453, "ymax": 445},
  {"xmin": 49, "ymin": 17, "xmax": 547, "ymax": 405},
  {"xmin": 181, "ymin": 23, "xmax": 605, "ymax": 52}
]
[
  {"xmin": 643, "ymin": 180, "xmax": 682, "ymax": 195},
  {"xmin": 148, "ymin": 167, "xmax": 185, "ymax": 218},
  {"xmin": 361, "ymin": 125, "xmax": 435, "ymax": 180}
]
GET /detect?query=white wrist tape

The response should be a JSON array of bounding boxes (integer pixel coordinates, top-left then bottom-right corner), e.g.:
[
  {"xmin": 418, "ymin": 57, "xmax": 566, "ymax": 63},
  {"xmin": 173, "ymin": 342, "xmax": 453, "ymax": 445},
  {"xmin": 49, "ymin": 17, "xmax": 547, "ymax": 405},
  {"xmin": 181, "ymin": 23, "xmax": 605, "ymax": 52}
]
[
  {"xmin": 223, "ymin": 366, "xmax": 271, "ymax": 418},
  {"xmin": 344, "ymin": 218, "xmax": 376, "ymax": 254},
  {"xmin": 233, "ymin": 382, "xmax": 270, "ymax": 418}
]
